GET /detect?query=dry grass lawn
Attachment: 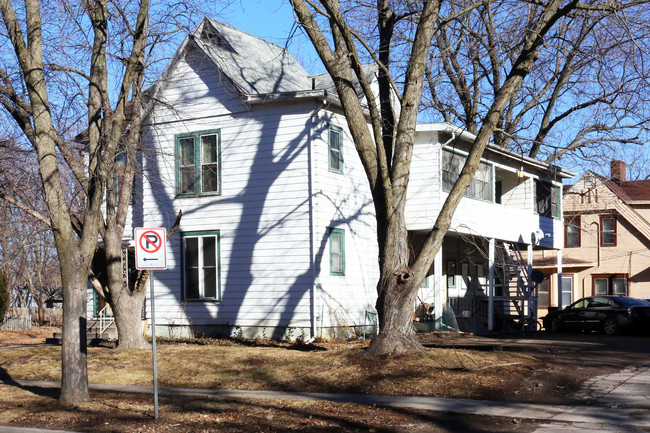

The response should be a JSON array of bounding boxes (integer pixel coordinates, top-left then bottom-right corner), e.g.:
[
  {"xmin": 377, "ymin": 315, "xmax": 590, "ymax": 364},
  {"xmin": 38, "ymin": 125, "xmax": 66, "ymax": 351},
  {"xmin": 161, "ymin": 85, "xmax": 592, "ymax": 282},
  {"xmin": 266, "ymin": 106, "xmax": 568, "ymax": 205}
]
[
  {"xmin": 0, "ymin": 329, "xmax": 580, "ymax": 432},
  {"xmin": 1, "ymin": 338, "xmax": 540, "ymax": 400}
]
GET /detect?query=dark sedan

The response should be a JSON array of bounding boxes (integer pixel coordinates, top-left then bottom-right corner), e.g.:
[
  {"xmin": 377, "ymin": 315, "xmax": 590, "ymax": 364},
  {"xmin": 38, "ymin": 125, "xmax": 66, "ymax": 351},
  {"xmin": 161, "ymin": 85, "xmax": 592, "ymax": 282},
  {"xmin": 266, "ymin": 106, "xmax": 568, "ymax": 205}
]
[{"xmin": 543, "ymin": 296, "xmax": 650, "ymax": 335}]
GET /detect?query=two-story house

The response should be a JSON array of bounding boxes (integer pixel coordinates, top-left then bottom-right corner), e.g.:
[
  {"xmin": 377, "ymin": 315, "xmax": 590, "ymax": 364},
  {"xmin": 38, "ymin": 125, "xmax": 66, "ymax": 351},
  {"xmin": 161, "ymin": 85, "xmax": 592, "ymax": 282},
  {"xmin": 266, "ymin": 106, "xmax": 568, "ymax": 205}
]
[
  {"xmin": 535, "ymin": 160, "xmax": 650, "ymax": 317},
  {"xmin": 95, "ymin": 18, "xmax": 573, "ymax": 339}
]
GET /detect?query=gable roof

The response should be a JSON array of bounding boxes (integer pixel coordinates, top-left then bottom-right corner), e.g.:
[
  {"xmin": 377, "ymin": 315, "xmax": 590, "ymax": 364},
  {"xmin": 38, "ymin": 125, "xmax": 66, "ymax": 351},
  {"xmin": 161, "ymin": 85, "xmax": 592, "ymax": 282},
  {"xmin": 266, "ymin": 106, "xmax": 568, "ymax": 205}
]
[
  {"xmin": 570, "ymin": 171, "xmax": 650, "ymax": 243},
  {"xmin": 193, "ymin": 18, "xmax": 312, "ymax": 95},
  {"xmin": 598, "ymin": 175, "xmax": 650, "ymax": 202}
]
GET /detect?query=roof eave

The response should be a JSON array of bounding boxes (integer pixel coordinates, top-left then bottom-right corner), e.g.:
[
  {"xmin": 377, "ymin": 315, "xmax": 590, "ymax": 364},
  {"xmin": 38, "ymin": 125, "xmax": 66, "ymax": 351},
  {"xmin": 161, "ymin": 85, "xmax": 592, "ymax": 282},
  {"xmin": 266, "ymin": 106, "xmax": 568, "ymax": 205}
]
[{"xmin": 418, "ymin": 123, "xmax": 575, "ymax": 179}]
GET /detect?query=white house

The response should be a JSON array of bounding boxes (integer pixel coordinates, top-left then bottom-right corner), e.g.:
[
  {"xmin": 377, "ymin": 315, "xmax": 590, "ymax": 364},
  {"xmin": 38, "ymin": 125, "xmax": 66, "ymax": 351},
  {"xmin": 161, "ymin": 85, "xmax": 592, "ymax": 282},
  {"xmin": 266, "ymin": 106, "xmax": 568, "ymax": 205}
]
[{"xmin": 92, "ymin": 18, "xmax": 573, "ymax": 339}]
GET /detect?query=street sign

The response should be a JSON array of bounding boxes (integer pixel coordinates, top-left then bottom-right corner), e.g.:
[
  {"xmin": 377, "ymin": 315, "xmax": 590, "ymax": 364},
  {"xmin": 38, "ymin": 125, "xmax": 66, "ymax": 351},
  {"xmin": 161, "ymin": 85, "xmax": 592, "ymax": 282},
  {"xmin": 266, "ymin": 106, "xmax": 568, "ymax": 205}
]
[{"xmin": 135, "ymin": 227, "xmax": 167, "ymax": 270}]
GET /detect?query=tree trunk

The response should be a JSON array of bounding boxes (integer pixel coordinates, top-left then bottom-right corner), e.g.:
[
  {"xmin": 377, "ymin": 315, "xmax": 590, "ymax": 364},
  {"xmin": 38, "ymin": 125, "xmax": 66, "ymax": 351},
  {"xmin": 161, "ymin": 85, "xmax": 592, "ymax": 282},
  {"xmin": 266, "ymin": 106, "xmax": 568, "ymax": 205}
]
[
  {"xmin": 59, "ymin": 261, "xmax": 89, "ymax": 403},
  {"xmin": 112, "ymin": 288, "xmax": 148, "ymax": 350},
  {"xmin": 366, "ymin": 277, "xmax": 421, "ymax": 355},
  {"xmin": 104, "ymin": 235, "xmax": 149, "ymax": 350},
  {"xmin": 366, "ymin": 213, "xmax": 424, "ymax": 356}
]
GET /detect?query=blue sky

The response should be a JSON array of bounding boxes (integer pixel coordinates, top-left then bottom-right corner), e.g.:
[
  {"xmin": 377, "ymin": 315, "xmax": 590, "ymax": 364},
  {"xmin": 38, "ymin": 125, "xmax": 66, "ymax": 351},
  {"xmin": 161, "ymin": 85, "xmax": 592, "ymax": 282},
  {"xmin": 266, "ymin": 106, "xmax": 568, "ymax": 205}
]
[
  {"xmin": 220, "ymin": 1, "xmax": 323, "ymax": 74},
  {"xmin": 211, "ymin": 2, "xmax": 641, "ymax": 181}
]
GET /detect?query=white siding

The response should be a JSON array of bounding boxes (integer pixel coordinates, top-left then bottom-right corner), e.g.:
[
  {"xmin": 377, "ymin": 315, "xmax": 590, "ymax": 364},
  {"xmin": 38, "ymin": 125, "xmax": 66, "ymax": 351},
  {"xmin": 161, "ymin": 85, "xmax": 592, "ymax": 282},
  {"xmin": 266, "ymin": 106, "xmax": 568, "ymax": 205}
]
[
  {"xmin": 407, "ymin": 134, "xmax": 563, "ymax": 249},
  {"xmin": 311, "ymin": 109, "xmax": 379, "ymax": 332},
  {"xmin": 405, "ymin": 131, "xmax": 442, "ymax": 227},
  {"xmin": 140, "ymin": 50, "xmax": 320, "ymax": 336}
]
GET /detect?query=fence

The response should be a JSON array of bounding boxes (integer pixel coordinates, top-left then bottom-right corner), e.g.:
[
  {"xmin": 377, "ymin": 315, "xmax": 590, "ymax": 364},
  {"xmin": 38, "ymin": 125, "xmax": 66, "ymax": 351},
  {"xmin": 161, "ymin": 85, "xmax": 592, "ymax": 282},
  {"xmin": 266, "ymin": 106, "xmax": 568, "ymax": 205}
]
[{"xmin": 0, "ymin": 307, "xmax": 63, "ymax": 331}]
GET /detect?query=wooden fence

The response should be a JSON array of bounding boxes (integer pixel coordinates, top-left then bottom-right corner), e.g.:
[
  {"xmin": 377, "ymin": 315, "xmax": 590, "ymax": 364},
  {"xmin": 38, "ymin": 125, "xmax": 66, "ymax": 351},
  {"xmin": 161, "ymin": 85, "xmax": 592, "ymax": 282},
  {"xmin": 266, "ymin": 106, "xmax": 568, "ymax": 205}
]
[{"xmin": 0, "ymin": 307, "xmax": 63, "ymax": 330}]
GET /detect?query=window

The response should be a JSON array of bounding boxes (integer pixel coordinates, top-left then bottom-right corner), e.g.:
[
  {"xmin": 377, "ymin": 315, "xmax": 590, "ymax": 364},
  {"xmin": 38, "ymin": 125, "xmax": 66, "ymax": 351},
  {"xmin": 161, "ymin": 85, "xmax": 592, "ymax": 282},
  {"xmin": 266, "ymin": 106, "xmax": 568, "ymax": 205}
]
[
  {"xmin": 420, "ymin": 276, "xmax": 429, "ymax": 288},
  {"xmin": 535, "ymin": 179, "xmax": 561, "ymax": 219},
  {"xmin": 594, "ymin": 277, "xmax": 608, "ymax": 295},
  {"xmin": 593, "ymin": 274, "xmax": 627, "ymax": 296},
  {"xmin": 183, "ymin": 231, "xmax": 220, "ymax": 300},
  {"xmin": 442, "ymin": 150, "xmax": 492, "ymax": 201},
  {"xmin": 114, "ymin": 152, "xmax": 135, "ymax": 203},
  {"xmin": 561, "ymin": 276, "xmax": 573, "ymax": 307},
  {"xmin": 329, "ymin": 228, "xmax": 345, "ymax": 276},
  {"xmin": 565, "ymin": 217, "xmax": 580, "ymax": 247},
  {"xmin": 328, "ymin": 126, "xmax": 343, "ymax": 173},
  {"xmin": 601, "ymin": 215, "xmax": 617, "ymax": 246},
  {"xmin": 175, "ymin": 130, "xmax": 221, "ymax": 196},
  {"xmin": 446, "ymin": 260, "xmax": 456, "ymax": 288},
  {"xmin": 537, "ymin": 277, "xmax": 549, "ymax": 308}
]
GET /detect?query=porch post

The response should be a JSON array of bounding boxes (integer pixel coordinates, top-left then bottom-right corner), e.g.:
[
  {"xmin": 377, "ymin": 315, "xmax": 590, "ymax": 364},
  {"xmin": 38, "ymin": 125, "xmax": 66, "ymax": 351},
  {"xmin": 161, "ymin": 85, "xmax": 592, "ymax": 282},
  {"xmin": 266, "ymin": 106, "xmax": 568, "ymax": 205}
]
[
  {"xmin": 488, "ymin": 238, "xmax": 495, "ymax": 331},
  {"xmin": 434, "ymin": 248, "xmax": 443, "ymax": 326},
  {"xmin": 557, "ymin": 249, "xmax": 563, "ymax": 309}
]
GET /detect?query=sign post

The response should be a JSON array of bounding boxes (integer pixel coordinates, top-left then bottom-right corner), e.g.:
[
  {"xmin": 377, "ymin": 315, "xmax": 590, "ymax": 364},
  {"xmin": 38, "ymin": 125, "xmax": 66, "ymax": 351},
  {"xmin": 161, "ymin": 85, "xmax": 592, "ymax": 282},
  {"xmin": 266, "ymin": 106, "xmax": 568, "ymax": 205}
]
[{"xmin": 135, "ymin": 227, "xmax": 167, "ymax": 420}]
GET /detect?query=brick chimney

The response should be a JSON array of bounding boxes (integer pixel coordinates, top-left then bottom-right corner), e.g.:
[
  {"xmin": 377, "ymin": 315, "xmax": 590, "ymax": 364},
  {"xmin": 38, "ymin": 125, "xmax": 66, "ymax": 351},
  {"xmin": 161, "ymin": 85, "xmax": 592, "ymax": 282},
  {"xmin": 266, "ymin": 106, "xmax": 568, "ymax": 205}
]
[{"xmin": 611, "ymin": 160, "xmax": 626, "ymax": 183}]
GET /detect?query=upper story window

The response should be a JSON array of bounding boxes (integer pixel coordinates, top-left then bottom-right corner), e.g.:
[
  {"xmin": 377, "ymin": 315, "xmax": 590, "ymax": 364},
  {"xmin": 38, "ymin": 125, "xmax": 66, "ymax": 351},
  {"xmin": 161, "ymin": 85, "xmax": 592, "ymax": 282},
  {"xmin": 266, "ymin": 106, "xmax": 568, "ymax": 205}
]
[
  {"xmin": 565, "ymin": 216, "xmax": 580, "ymax": 247},
  {"xmin": 329, "ymin": 126, "xmax": 343, "ymax": 173},
  {"xmin": 600, "ymin": 215, "xmax": 617, "ymax": 246},
  {"xmin": 442, "ymin": 149, "xmax": 492, "ymax": 202},
  {"xmin": 535, "ymin": 179, "xmax": 561, "ymax": 219},
  {"xmin": 114, "ymin": 152, "xmax": 135, "ymax": 204},
  {"xmin": 175, "ymin": 130, "xmax": 221, "ymax": 196}
]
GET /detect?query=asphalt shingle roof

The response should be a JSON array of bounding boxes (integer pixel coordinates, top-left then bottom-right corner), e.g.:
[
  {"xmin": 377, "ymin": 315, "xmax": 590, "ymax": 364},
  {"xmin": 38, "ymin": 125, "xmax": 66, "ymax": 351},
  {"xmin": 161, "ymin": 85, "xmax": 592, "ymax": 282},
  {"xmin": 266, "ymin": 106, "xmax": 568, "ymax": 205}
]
[{"xmin": 195, "ymin": 18, "xmax": 312, "ymax": 95}]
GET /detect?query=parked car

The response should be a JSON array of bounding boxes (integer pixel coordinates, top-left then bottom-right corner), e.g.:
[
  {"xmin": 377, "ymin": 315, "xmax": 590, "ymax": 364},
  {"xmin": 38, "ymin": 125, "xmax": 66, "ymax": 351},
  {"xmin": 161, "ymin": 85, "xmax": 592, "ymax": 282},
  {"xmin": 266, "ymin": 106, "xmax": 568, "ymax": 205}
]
[{"xmin": 543, "ymin": 296, "xmax": 650, "ymax": 335}]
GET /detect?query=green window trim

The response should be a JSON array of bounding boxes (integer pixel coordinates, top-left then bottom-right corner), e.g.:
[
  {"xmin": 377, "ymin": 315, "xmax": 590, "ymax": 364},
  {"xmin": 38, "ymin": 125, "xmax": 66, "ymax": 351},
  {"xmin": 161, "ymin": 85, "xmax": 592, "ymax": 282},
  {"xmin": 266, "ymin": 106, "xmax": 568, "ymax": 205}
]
[
  {"xmin": 442, "ymin": 149, "xmax": 493, "ymax": 202},
  {"xmin": 182, "ymin": 230, "xmax": 222, "ymax": 301},
  {"xmin": 329, "ymin": 228, "xmax": 345, "ymax": 276},
  {"xmin": 328, "ymin": 126, "xmax": 343, "ymax": 174},
  {"xmin": 175, "ymin": 129, "xmax": 222, "ymax": 196}
]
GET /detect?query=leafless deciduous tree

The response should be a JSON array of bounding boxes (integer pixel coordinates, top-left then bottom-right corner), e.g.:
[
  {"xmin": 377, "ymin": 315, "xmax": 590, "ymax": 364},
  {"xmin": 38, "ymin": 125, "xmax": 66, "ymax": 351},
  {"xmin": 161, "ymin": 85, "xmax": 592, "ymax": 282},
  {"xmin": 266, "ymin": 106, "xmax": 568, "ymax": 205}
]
[
  {"xmin": 0, "ymin": 0, "xmax": 150, "ymax": 403},
  {"xmin": 0, "ymin": 141, "xmax": 61, "ymax": 321},
  {"xmin": 0, "ymin": 0, "xmax": 226, "ymax": 401},
  {"xmin": 424, "ymin": 1, "xmax": 650, "ymax": 165},
  {"xmin": 290, "ymin": 0, "xmax": 647, "ymax": 355}
]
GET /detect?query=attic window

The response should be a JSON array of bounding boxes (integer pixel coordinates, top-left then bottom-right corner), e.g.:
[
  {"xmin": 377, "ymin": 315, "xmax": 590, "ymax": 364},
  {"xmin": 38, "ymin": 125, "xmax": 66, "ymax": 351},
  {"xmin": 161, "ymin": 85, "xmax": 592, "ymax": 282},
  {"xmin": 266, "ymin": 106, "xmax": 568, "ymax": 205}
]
[{"xmin": 200, "ymin": 25, "xmax": 236, "ymax": 53}]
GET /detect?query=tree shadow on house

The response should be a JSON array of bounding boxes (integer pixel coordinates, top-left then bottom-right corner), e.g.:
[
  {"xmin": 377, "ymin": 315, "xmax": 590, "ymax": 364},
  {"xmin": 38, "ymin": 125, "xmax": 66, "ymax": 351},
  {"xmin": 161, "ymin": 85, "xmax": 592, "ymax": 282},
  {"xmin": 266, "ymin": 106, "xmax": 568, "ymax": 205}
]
[{"xmin": 145, "ymin": 93, "xmax": 375, "ymax": 340}]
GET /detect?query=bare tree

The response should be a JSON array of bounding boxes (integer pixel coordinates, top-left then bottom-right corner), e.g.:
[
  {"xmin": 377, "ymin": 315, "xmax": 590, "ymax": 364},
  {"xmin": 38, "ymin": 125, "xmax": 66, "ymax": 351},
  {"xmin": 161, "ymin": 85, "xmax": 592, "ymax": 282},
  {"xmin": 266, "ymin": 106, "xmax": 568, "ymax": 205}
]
[
  {"xmin": 424, "ymin": 1, "xmax": 650, "ymax": 164},
  {"xmin": 0, "ymin": 139, "xmax": 61, "ymax": 321},
  {"xmin": 290, "ymin": 0, "xmax": 646, "ymax": 355},
  {"xmin": 0, "ymin": 0, "xmax": 149, "ymax": 403}
]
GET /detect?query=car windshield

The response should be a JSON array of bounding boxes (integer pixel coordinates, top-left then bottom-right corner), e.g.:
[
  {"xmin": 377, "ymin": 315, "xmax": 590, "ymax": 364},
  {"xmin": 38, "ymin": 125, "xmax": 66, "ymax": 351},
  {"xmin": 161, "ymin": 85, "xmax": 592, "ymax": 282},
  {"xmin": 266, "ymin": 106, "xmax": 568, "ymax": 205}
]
[{"xmin": 614, "ymin": 297, "xmax": 648, "ymax": 307}]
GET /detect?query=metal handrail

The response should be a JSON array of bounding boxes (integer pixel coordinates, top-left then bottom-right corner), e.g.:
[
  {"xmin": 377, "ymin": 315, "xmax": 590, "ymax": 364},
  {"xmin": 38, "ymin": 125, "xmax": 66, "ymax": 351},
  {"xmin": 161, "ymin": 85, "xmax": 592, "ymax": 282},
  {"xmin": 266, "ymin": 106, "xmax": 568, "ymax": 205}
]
[{"xmin": 98, "ymin": 305, "xmax": 115, "ymax": 336}]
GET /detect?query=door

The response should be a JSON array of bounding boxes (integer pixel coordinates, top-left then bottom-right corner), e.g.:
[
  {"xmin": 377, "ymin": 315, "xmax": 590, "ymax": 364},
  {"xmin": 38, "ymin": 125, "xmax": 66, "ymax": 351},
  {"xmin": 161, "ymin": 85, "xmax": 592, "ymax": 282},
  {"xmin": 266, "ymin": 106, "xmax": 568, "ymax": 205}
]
[{"xmin": 558, "ymin": 298, "xmax": 589, "ymax": 330}]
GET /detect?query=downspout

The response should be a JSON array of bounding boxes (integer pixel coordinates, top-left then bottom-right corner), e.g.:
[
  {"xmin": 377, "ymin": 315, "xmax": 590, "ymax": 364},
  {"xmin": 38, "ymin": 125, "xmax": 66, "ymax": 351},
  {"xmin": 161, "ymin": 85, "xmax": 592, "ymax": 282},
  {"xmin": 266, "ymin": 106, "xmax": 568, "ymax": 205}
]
[
  {"xmin": 442, "ymin": 128, "xmax": 457, "ymax": 147},
  {"xmin": 590, "ymin": 221, "xmax": 600, "ymax": 268},
  {"xmin": 308, "ymin": 101, "xmax": 322, "ymax": 338}
]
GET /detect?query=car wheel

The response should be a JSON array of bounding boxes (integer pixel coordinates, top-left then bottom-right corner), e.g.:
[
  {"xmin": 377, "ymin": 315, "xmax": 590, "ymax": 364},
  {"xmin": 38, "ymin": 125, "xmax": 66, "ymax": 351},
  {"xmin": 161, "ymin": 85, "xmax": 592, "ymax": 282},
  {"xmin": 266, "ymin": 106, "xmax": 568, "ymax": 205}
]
[
  {"xmin": 603, "ymin": 317, "xmax": 618, "ymax": 336},
  {"xmin": 550, "ymin": 318, "xmax": 562, "ymax": 333}
]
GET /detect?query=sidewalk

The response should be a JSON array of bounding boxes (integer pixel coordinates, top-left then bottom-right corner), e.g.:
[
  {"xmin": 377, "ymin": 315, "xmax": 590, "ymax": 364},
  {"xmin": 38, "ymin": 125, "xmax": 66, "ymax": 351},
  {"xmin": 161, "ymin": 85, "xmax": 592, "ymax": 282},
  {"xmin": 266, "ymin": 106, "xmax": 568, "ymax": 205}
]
[{"xmin": 2, "ymin": 362, "xmax": 650, "ymax": 432}]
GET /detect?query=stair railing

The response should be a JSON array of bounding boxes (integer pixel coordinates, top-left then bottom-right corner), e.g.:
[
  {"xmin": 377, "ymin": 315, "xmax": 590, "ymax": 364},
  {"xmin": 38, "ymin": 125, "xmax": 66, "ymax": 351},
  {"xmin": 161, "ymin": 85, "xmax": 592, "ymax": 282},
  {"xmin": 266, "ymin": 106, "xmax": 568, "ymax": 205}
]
[{"xmin": 98, "ymin": 305, "xmax": 115, "ymax": 336}]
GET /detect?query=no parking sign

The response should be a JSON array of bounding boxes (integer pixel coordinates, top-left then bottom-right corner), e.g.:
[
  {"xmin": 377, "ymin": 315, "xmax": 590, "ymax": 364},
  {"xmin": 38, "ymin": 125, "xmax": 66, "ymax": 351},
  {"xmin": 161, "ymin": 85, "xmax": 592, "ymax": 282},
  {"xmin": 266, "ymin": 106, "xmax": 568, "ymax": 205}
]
[{"xmin": 135, "ymin": 227, "xmax": 167, "ymax": 270}]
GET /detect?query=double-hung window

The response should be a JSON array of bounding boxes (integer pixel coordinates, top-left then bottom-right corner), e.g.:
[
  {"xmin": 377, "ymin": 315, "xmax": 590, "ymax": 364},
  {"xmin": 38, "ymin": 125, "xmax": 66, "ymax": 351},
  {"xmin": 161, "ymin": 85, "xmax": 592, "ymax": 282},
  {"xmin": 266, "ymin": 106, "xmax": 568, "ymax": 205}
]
[
  {"xmin": 329, "ymin": 228, "xmax": 345, "ymax": 276},
  {"xmin": 565, "ymin": 217, "xmax": 580, "ymax": 247},
  {"xmin": 328, "ymin": 126, "xmax": 343, "ymax": 173},
  {"xmin": 442, "ymin": 150, "xmax": 492, "ymax": 201},
  {"xmin": 176, "ymin": 130, "xmax": 221, "ymax": 196},
  {"xmin": 183, "ymin": 231, "xmax": 221, "ymax": 301},
  {"xmin": 600, "ymin": 215, "xmax": 616, "ymax": 246}
]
